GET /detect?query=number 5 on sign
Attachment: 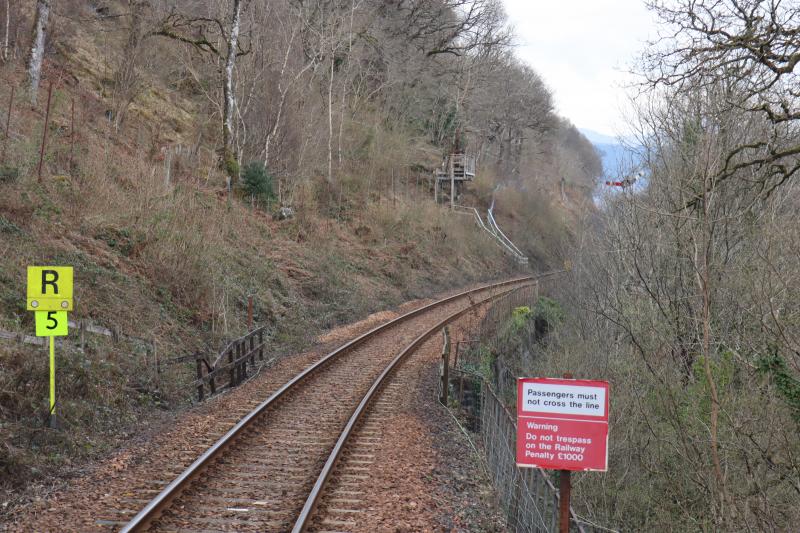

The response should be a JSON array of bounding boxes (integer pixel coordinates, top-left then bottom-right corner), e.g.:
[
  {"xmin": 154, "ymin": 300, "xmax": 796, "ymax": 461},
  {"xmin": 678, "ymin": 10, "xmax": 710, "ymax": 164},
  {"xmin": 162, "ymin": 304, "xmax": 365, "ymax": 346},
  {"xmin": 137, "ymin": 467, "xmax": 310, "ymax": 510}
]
[{"xmin": 35, "ymin": 311, "xmax": 69, "ymax": 337}]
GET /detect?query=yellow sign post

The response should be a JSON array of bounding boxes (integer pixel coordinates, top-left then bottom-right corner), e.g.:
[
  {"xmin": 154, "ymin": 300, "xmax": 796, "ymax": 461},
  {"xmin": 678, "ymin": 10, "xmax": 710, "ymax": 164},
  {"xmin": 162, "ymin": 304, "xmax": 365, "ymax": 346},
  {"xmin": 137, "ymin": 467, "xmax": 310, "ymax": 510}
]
[{"xmin": 27, "ymin": 266, "xmax": 73, "ymax": 429}]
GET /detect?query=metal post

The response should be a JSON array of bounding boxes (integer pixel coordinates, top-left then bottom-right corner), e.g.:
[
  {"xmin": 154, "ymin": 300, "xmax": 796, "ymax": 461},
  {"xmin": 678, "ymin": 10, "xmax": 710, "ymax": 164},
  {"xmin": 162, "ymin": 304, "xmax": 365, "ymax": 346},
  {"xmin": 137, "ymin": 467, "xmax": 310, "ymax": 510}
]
[
  {"xmin": 2, "ymin": 85, "xmax": 13, "ymax": 163},
  {"xmin": 49, "ymin": 336, "xmax": 57, "ymax": 429},
  {"xmin": 69, "ymin": 96, "xmax": 75, "ymax": 175},
  {"xmin": 37, "ymin": 81, "xmax": 54, "ymax": 182}
]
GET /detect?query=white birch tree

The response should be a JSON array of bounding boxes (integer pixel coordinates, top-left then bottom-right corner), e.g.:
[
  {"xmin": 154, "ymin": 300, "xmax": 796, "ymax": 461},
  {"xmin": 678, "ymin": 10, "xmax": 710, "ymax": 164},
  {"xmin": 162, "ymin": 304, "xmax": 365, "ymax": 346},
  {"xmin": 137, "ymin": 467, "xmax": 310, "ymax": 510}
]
[{"xmin": 26, "ymin": 0, "xmax": 51, "ymax": 104}]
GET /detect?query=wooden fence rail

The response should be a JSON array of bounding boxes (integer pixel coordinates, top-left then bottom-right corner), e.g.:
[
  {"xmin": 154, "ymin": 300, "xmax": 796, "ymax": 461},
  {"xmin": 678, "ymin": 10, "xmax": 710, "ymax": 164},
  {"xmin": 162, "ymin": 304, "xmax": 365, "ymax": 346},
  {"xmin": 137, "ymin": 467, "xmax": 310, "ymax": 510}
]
[
  {"xmin": 194, "ymin": 326, "xmax": 267, "ymax": 401},
  {"xmin": 1, "ymin": 320, "xmax": 269, "ymax": 401},
  {"xmin": 0, "ymin": 319, "xmax": 136, "ymax": 349}
]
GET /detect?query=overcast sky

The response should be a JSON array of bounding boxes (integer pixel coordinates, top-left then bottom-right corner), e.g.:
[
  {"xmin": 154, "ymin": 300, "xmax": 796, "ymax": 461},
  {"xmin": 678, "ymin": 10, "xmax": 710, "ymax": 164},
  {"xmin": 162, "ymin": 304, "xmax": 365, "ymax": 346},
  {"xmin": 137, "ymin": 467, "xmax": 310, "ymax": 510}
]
[{"xmin": 502, "ymin": 0, "xmax": 659, "ymax": 137}]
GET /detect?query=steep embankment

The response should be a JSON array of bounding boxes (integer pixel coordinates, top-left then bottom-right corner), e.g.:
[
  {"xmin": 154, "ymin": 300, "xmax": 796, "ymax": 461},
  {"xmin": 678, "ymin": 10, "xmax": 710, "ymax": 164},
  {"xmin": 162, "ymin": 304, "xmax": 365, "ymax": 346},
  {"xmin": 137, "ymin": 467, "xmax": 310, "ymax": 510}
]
[
  {"xmin": 0, "ymin": 77, "xmax": 523, "ymax": 501},
  {"xmin": 0, "ymin": 0, "xmax": 587, "ymax": 504}
]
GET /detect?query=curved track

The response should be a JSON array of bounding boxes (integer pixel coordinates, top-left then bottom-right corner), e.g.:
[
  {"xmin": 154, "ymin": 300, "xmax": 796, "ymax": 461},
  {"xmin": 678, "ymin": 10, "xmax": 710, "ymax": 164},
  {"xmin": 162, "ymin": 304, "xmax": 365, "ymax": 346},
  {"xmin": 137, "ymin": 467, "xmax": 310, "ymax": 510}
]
[{"xmin": 119, "ymin": 277, "xmax": 532, "ymax": 532}]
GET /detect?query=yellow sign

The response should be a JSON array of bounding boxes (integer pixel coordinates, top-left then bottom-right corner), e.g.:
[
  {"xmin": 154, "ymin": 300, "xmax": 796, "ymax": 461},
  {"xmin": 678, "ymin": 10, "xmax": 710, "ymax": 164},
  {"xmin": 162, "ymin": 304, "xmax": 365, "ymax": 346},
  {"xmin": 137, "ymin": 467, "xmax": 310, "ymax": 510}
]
[
  {"xmin": 26, "ymin": 266, "xmax": 73, "ymax": 311},
  {"xmin": 35, "ymin": 311, "xmax": 69, "ymax": 337}
]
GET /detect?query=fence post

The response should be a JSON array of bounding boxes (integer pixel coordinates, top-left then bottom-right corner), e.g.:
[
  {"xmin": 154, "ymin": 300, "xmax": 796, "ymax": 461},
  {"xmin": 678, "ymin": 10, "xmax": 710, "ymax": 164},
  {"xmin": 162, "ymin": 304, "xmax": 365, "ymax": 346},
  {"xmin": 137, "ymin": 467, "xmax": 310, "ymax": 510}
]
[
  {"xmin": 37, "ymin": 81, "xmax": 54, "ymax": 182},
  {"xmin": 208, "ymin": 363, "xmax": 217, "ymax": 395},
  {"xmin": 439, "ymin": 326, "xmax": 451, "ymax": 404},
  {"xmin": 249, "ymin": 333, "xmax": 255, "ymax": 364},
  {"xmin": 228, "ymin": 348, "xmax": 235, "ymax": 387},
  {"xmin": 258, "ymin": 328, "xmax": 264, "ymax": 361},
  {"xmin": 238, "ymin": 341, "xmax": 246, "ymax": 381},
  {"xmin": 196, "ymin": 357, "xmax": 205, "ymax": 402}
]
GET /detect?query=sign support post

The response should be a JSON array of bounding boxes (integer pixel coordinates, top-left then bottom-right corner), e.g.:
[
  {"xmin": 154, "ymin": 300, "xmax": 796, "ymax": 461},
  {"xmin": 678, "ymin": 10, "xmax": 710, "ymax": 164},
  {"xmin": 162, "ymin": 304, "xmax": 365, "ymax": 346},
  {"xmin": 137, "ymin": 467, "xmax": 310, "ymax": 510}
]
[
  {"xmin": 49, "ymin": 336, "xmax": 56, "ymax": 428},
  {"xmin": 558, "ymin": 372, "xmax": 573, "ymax": 533},
  {"xmin": 26, "ymin": 266, "xmax": 74, "ymax": 429},
  {"xmin": 559, "ymin": 467, "xmax": 571, "ymax": 533}
]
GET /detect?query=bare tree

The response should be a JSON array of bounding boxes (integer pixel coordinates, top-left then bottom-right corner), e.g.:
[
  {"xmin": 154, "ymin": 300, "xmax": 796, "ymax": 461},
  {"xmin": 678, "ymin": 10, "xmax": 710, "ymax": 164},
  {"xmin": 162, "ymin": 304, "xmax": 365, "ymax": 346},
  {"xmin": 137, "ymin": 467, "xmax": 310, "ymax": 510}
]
[
  {"xmin": 222, "ymin": 0, "xmax": 243, "ymax": 186},
  {"xmin": 110, "ymin": 1, "xmax": 151, "ymax": 131},
  {"xmin": 26, "ymin": 0, "xmax": 51, "ymax": 104},
  {"xmin": 386, "ymin": 0, "xmax": 511, "ymax": 57},
  {"xmin": 150, "ymin": 1, "xmax": 250, "ymax": 187},
  {"xmin": 2, "ymin": 0, "xmax": 10, "ymax": 62},
  {"xmin": 643, "ymin": 0, "xmax": 800, "ymax": 201}
]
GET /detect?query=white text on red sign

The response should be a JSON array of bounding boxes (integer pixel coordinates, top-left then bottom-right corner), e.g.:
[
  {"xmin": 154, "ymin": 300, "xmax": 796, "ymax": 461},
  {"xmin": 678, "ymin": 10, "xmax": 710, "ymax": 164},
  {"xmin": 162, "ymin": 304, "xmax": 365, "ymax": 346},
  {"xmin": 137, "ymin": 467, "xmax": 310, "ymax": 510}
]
[{"xmin": 516, "ymin": 377, "xmax": 610, "ymax": 472}]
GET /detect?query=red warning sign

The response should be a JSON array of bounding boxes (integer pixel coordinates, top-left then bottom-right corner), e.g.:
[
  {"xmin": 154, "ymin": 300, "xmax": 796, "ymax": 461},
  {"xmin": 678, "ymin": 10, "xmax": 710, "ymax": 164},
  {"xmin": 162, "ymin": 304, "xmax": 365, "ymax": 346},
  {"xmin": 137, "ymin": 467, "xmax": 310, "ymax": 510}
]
[{"xmin": 516, "ymin": 377, "xmax": 609, "ymax": 471}]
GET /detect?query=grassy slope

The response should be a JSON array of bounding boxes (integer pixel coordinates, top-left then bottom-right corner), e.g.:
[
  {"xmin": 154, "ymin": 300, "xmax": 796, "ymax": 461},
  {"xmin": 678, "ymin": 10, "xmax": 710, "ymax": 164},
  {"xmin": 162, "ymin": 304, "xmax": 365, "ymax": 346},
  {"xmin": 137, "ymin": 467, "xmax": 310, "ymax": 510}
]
[
  {"xmin": 0, "ymin": 74, "xmax": 524, "ymax": 498},
  {"xmin": 0, "ymin": 8, "xmax": 578, "ymax": 497}
]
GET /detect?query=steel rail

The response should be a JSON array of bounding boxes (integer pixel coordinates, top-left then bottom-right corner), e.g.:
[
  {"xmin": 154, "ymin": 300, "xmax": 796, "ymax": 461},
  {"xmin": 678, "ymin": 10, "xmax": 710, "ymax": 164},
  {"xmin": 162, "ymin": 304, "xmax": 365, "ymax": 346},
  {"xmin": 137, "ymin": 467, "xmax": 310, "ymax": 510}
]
[
  {"xmin": 292, "ymin": 286, "xmax": 525, "ymax": 532},
  {"xmin": 119, "ymin": 276, "xmax": 532, "ymax": 532}
]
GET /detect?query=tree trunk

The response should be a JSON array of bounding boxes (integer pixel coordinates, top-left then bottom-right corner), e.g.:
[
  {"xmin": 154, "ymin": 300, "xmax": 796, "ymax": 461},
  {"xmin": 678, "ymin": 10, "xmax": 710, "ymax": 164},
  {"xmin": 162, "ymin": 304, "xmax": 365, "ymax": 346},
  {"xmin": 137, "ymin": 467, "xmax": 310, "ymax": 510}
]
[
  {"xmin": 2, "ymin": 0, "xmax": 10, "ymax": 62},
  {"xmin": 223, "ymin": 0, "xmax": 243, "ymax": 188},
  {"xmin": 26, "ymin": 0, "xmax": 51, "ymax": 104},
  {"xmin": 327, "ymin": 52, "xmax": 334, "ymax": 184},
  {"xmin": 337, "ymin": 0, "xmax": 355, "ymax": 170}
]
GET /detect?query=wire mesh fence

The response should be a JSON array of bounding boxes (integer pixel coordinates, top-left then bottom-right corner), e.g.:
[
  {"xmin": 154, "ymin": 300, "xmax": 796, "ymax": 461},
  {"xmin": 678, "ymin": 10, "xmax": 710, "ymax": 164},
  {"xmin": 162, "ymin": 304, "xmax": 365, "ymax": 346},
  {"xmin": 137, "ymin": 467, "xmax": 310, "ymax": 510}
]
[
  {"xmin": 479, "ymin": 378, "xmax": 596, "ymax": 533},
  {"xmin": 448, "ymin": 276, "xmax": 604, "ymax": 533}
]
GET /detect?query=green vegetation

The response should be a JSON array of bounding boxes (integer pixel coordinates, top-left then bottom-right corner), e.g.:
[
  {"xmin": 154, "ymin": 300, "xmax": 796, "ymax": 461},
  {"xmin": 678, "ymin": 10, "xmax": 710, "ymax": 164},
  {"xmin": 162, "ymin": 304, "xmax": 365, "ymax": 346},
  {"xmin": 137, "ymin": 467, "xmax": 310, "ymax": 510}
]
[
  {"xmin": 757, "ymin": 350, "xmax": 800, "ymax": 424},
  {"xmin": 240, "ymin": 162, "xmax": 275, "ymax": 207},
  {"xmin": 532, "ymin": 297, "xmax": 563, "ymax": 328}
]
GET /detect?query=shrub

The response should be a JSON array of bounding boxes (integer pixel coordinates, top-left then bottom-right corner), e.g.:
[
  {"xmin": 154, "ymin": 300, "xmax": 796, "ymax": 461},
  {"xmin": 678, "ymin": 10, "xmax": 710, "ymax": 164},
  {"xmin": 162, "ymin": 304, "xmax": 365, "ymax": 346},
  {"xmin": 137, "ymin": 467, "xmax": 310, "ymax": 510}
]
[
  {"xmin": 240, "ymin": 161, "xmax": 275, "ymax": 206},
  {"xmin": 533, "ymin": 296, "xmax": 564, "ymax": 329},
  {"xmin": 511, "ymin": 305, "xmax": 532, "ymax": 330},
  {"xmin": 0, "ymin": 166, "xmax": 19, "ymax": 182}
]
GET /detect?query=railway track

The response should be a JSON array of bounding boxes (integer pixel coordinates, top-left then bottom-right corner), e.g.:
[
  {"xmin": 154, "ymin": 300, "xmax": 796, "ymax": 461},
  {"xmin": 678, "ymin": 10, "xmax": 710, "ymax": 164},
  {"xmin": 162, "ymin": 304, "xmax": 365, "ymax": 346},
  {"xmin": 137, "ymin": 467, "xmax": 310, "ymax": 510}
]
[{"xmin": 115, "ymin": 277, "xmax": 532, "ymax": 532}]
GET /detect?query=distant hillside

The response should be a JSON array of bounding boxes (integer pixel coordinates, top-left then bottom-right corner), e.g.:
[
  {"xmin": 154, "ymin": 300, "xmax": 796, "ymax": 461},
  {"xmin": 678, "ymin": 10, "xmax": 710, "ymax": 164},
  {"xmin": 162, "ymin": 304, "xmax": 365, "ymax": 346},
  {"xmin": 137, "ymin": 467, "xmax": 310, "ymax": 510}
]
[{"xmin": 579, "ymin": 129, "xmax": 641, "ymax": 179}]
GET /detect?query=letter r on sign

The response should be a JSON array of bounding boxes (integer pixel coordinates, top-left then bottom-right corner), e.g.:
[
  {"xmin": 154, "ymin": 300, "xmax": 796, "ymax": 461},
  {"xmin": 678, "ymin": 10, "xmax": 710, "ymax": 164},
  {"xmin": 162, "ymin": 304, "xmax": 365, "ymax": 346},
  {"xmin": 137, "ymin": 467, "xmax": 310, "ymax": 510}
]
[{"xmin": 42, "ymin": 270, "xmax": 59, "ymax": 295}]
